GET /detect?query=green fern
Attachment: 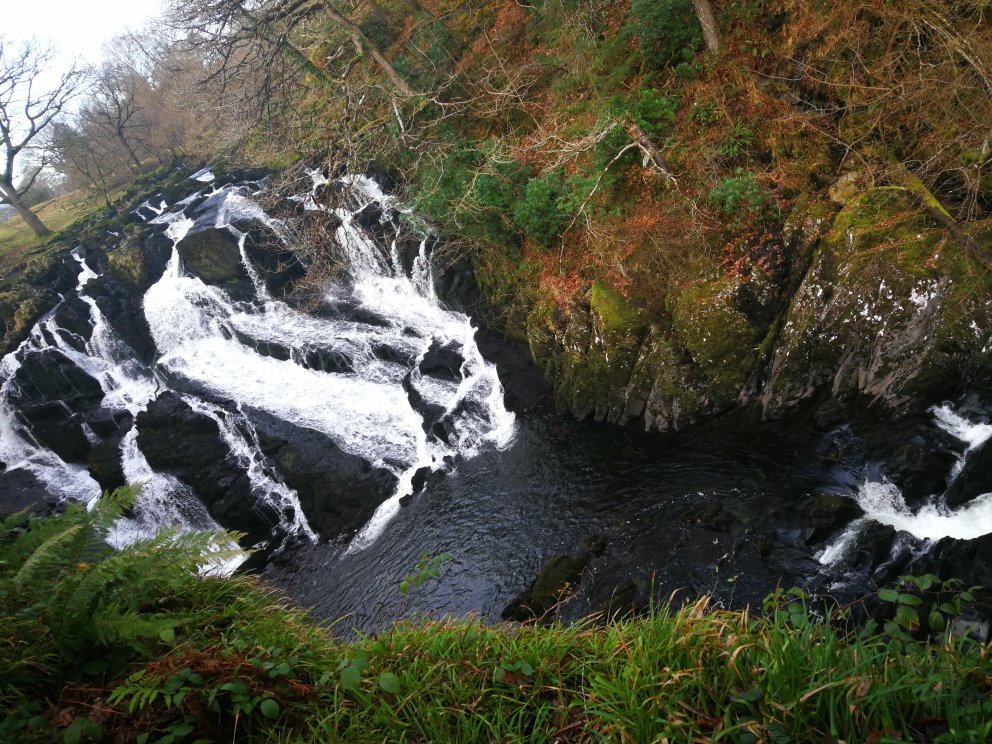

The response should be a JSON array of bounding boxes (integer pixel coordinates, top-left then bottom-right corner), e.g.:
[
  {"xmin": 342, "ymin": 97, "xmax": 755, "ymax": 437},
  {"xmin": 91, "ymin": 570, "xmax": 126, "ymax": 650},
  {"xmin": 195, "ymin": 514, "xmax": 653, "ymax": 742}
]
[{"xmin": 1, "ymin": 486, "xmax": 247, "ymax": 703}]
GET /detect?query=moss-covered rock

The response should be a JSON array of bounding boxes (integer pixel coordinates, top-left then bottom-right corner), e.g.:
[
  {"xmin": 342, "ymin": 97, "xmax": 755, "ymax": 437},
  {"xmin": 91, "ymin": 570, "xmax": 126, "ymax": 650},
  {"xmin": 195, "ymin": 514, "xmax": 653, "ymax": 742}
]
[
  {"xmin": 525, "ymin": 282, "xmax": 650, "ymax": 422},
  {"xmin": 762, "ymin": 187, "xmax": 992, "ymax": 418},
  {"xmin": 669, "ymin": 275, "xmax": 766, "ymax": 410},
  {"xmin": 176, "ymin": 227, "xmax": 253, "ymax": 299}
]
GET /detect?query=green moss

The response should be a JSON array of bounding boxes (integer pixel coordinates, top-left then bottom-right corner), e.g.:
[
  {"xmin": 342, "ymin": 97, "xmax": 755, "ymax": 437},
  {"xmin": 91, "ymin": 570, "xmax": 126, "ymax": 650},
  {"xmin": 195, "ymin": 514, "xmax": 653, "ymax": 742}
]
[
  {"xmin": 670, "ymin": 277, "xmax": 761, "ymax": 404},
  {"xmin": 590, "ymin": 281, "xmax": 645, "ymax": 332},
  {"xmin": 106, "ymin": 246, "xmax": 148, "ymax": 288}
]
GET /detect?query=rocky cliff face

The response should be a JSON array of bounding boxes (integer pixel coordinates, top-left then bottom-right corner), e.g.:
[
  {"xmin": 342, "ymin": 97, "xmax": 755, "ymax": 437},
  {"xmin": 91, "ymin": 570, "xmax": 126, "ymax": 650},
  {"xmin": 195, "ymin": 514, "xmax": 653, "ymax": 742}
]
[{"xmin": 514, "ymin": 187, "xmax": 992, "ymax": 431}]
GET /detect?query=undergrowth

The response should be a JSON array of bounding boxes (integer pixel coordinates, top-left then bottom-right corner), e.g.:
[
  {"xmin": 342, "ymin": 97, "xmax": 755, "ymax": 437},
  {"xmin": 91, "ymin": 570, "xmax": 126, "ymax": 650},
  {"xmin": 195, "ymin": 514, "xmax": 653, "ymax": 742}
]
[{"xmin": 2, "ymin": 498, "xmax": 992, "ymax": 742}]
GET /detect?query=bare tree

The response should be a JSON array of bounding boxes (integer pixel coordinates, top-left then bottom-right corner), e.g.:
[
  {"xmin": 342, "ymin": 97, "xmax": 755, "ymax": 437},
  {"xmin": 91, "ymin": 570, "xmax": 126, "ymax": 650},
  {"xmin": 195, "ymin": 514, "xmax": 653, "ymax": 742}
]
[
  {"xmin": 81, "ymin": 61, "xmax": 152, "ymax": 172},
  {"xmin": 0, "ymin": 37, "xmax": 83, "ymax": 237}
]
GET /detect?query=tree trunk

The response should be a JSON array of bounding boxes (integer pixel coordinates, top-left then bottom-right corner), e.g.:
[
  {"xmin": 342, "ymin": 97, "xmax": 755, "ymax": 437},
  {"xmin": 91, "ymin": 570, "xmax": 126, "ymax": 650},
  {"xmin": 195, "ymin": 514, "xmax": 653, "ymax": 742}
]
[
  {"xmin": 693, "ymin": 0, "xmax": 720, "ymax": 53},
  {"xmin": 321, "ymin": 0, "xmax": 415, "ymax": 97},
  {"xmin": 0, "ymin": 179, "xmax": 52, "ymax": 238}
]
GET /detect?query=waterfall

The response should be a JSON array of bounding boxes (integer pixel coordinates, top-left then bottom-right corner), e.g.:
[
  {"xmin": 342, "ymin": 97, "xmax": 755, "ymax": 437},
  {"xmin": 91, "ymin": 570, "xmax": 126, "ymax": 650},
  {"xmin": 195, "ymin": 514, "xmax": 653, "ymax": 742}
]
[{"xmin": 0, "ymin": 168, "xmax": 516, "ymax": 560}]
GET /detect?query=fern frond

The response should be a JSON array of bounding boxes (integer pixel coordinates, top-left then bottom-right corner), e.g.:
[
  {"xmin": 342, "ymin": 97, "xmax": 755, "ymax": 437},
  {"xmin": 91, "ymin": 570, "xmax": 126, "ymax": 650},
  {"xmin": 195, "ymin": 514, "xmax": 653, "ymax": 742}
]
[
  {"xmin": 12, "ymin": 522, "xmax": 86, "ymax": 587},
  {"xmin": 89, "ymin": 601, "xmax": 177, "ymax": 646}
]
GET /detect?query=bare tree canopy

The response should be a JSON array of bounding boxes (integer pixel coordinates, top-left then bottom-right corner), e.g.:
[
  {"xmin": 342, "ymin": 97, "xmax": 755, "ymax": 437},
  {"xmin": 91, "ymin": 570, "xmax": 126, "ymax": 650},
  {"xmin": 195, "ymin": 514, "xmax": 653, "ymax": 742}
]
[{"xmin": 0, "ymin": 37, "xmax": 83, "ymax": 237}]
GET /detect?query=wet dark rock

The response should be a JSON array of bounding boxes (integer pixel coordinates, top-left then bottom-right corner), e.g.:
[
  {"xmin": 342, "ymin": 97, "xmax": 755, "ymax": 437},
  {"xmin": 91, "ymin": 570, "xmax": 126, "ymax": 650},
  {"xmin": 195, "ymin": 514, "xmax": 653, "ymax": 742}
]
[
  {"xmin": 583, "ymin": 533, "xmax": 609, "ymax": 556},
  {"xmin": 393, "ymin": 235, "xmax": 426, "ymax": 277},
  {"xmin": 86, "ymin": 425, "xmax": 132, "ymax": 493},
  {"xmin": 885, "ymin": 432, "xmax": 960, "ymax": 508},
  {"xmin": 433, "ymin": 253, "xmax": 481, "ymax": 314},
  {"xmin": 410, "ymin": 466, "xmax": 431, "ymax": 494},
  {"xmin": 502, "ymin": 554, "xmax": 588, "ymax": 621},
  {"xmin": 12, "ymin": 349, "xmax": 104, "ymax": 413},
  {"xmin": 54, "ymin": 297, "xmax": 94, "ymax": 344},
  {"xmin": 828, "ymin": 522, "xmax": 897, "ymax": 580},
  {"xmin": 0, "ymin": 468, "xmax": 58, "ymax": 518},
  {"xmin": 474, "ymin": 328, "xmax": 551, "ymax": 413},
  {"xmin": 233, "ymin": 219, "xmax": 307, "ymax": 298},
  {"xmin": 137, "ymin": 393, "xmax": 278, "ymax": 545},
  {"xmin": 947, "ymin": 441, "xmax": 992, "ymax": 508},
  {"xmin": 402, "ymin": 372, "xmax": 446, "ymax": 431},
  {"xmin": 592, "ymin": 579, "xmax": 640, "ymax": 620},
  {"xmin": 300, "ymin": 346, "xmax": 353, "ymax": 374},
  {"xmin": 353, "ymin": 202, "xmax": 386, "ymax": 233},
  {"xmin": 681, "ymin": 500, "xmax": 737, "ymax": 532},
  {"xmin": 805, "ymin": 494, "xmax": 863, "ymax": 544},
  {"xmin": 419, "ymin": 339, "xmax": 463, "ymax": 381},
  {"xmin": 248, "ymin": 409, "xmax": 398, "ymax": 540},
  {"xmin": 88, "ymin": 276, "xmax": 158, "ymax": 362},
  {"xmin": 917, "ymin": 535, "xmax": 992, "ymax": 621},
  {"xmin": 176, "ymin": 227, "xmax": 254, "ymax": 301},
  {"xmin": 233, "ymin": 329, "xmax": 292, "ymax": 362},
  {"xmin": 18, "ymin": 403, "xmax": 92, "ymax": 463},
  {"xmin": 86, "ymin": 410, "xmax": 132, "ymax": 439},
  {"xmin": 370, "ymin": 341, "xmax": 415, "ymax": 366}
]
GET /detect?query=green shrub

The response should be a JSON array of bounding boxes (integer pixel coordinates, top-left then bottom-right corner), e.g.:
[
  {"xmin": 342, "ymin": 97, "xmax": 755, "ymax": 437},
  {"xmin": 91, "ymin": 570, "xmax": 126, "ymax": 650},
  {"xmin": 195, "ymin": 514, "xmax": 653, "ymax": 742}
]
[
  {"xmin": 628, "ymin": 0, "xmax": 703, "ymax": 69},
  {"xmin": 630, "ymin": 87, "xmax": 680, "ymax": 140},
  {"xmin": 512, "ymin": 168, "xmax": 575, "ymax": 247},
  {"xmin": 708, "ymin": 169, "xmax": 770, "ymax": 224}
]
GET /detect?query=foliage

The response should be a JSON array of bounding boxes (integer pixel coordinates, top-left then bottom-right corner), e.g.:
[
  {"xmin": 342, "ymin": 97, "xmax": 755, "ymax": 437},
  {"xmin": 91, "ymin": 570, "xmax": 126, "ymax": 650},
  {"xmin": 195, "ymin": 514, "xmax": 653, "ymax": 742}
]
[
  {"xmin": 627, "ymin": 0, "xmax": 703, "ymax": 69},
  {"xmin": 876, "ymin": 574, "xmax": 980, "ymax": 645},
  {"xmin": 708, "ymin": 169, "xmax": 771, "ymax": 226},
  {"xmin": 628, "ymin": 87, "xmax": 680, "ymax": 141},
  {"xmin": 0, "ymin": 488, "xmax": 243, "ymax": 711},
  {"xmin": 511, "ymin": 168, "xmax": 575, "ymax": 248},
  {"xmin": 4, "ymin": 506, "xmax": 992, "ymax": 744},
  {"xmin": 399, "ymin": 552, "xmax": 452, "ymax": 595}
]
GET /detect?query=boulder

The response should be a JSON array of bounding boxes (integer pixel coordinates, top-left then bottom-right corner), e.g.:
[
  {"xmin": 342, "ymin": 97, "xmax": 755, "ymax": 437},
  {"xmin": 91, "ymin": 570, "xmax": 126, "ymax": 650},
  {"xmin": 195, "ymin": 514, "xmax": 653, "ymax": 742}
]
[
  {"xmin": 502, "ymin": 554, "xmax": 588, "ymax": 621},
  {"xmin": 419, "ymin": 340, "xmax": 464, "ymax": 381},
  {"xmin": 17, "ymin": 403, "xmax": 92, "ymax": 463},
  {"xmin": 0, "ymin": 468, "xmax": 58, "ymax": 518},
  {"xmin": 248, "ymin": 409, "xmax": 398, "ymax": 539},
  {"xmin": 233, "ymin": 219, "xmax": 306, "ymax": 298},
  {"xmin": 762, "ymin": 188, "xmax": 992, "ymax": 418},
  {"xmin": 86, "ymin": 425, "xmax": 132, "ymax": 493},
  {"xmin": 176, "ymin": 227, "xmax": 254, "ymax": 300},
  {"xmin": 805, "ymin": 493, "xmax": 864, "ymax": 544},
  {"xmin": 947, "ymin": 441, "xmax": 992, "ymax": 508},
  {"xmin": 11, "ymin": 349, "xmax": 104, "ymax": 413},
  {"xmin": 136, "ymin": 393, "xmax": 279, "ymax": 545}
]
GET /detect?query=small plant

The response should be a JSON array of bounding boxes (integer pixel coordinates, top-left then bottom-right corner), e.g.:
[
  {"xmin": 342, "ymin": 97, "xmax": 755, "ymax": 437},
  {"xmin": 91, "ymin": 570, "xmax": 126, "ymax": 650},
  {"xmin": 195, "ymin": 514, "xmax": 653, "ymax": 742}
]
[
  {"xmin": 512, "ymin": 169, "xmax": 574, "ymax": 247},
  {"xmin": 689, "ymin": 101, "xmax": 717, "ymax": 125},
  {"xmin": 399, "ymin": 552, "xmax": 452, "ymax": 595},
  {"xmin": 877, "ymin": 574, "xmax": 979, "ymax": 644},
  {"xmin": 629, "ymin": 87, "xmax": 679, "ymax": 140},
  {"xmin": 708, "ymin": 169, "xmax": 770, "ymax": 225},
  {"xmin": 720, "ymin": 122, "xmax": 755, "ymax": 158},
  {"xmin": 628, "ymin": 0, "xmax": 703, "ymax": 69}
]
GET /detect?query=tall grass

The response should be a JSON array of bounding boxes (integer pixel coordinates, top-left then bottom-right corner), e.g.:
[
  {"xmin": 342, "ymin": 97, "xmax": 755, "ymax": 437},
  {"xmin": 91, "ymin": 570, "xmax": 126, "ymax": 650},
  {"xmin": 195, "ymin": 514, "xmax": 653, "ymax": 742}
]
[{"xmin": 3, "ymin": 501, "xmax": 991, "ymax": 742}]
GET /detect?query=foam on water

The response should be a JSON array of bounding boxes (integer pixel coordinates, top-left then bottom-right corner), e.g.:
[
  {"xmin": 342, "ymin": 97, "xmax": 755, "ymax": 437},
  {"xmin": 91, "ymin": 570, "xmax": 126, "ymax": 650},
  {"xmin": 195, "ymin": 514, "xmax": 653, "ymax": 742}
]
[
  {"xmin": 819, "ymin": 405, "xmax": 992, "ymax": 566},
  {"xmin": 0, "ymin": 172, "xmax": 516, "ymax": 561}
]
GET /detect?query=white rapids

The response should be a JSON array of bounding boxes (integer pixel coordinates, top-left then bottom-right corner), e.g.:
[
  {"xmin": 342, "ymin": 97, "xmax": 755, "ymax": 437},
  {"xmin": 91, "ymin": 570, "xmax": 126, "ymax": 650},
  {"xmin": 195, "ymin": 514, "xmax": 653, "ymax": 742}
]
[
  {"xmin": 0, "ymin": 170, "xmax": 516, "ymax": 560},
  {"xmin": 819, "ymin": 405, "xmax": 992, "ymax": 566}
]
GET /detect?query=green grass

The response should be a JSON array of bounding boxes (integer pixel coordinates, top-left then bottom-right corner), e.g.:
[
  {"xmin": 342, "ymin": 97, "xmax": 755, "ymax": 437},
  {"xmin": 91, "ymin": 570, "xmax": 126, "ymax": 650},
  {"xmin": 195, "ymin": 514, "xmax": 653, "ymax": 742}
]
[
  {"xmin": 0, "ymin": 190, "xmax": 102, "ymax": 276},
  {"xmin": 3, "ymin": 499, "xmax": 992, "ymax": 742}
]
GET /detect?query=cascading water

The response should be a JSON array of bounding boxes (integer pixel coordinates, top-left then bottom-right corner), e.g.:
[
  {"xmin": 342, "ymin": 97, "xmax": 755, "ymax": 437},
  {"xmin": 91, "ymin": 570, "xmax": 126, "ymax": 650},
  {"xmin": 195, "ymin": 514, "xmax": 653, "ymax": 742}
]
[
  {"xmin": 819, "ymin": 405, "xmax": 992, "ymax": 567},
  {"xmin": 0, "ymin": 168, "xmax": 515, "ymax": 561}
]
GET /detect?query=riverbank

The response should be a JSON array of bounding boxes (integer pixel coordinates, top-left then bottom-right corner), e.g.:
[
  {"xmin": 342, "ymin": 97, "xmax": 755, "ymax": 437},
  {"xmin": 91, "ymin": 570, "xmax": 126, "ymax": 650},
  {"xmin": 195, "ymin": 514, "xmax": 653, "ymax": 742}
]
[{"xmin": 3, "ymin": 498, "xmax": 991, "ymax": 742}]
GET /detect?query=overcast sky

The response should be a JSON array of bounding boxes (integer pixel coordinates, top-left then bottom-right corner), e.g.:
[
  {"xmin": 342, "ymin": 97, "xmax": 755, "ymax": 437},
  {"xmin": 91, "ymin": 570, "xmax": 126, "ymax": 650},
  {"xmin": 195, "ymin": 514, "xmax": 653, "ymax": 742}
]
[{"xmin": 5, "ymin": 0, "xmax": 166, "ymax": 66}]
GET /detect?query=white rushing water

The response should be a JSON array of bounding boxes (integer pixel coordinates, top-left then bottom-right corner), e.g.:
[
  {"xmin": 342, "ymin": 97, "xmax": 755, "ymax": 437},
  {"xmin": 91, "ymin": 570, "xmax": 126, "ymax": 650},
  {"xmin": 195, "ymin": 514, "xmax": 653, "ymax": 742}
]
[
  {"xmin": 819, "ymin": 405, "xmax": 992, "ymax": 566},
  {"xmin": 0, "ymin": 170, "xmax": 516, "ymax": 560}
]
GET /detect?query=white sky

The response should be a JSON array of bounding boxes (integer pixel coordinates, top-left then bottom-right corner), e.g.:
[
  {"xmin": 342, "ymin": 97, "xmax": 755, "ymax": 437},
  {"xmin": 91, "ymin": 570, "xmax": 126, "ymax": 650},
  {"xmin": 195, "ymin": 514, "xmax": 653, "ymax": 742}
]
[{"xmin": 4, "ymin": 0, "xmax": 166, "ymax": 67}]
